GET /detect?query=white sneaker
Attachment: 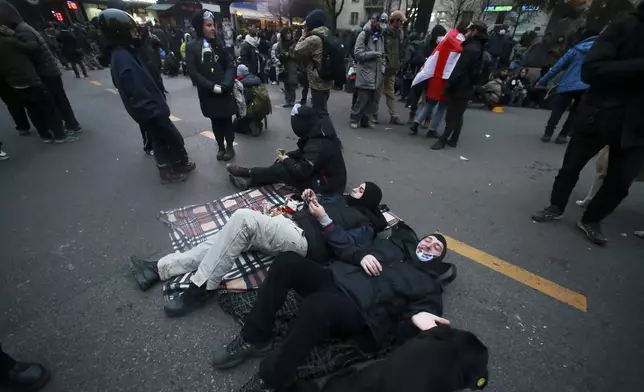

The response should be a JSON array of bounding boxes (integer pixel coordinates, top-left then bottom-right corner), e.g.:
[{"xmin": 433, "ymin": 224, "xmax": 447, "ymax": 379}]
[{"xmin": 0, "ymin": 149, "xmax": 9, "ymax": 160}]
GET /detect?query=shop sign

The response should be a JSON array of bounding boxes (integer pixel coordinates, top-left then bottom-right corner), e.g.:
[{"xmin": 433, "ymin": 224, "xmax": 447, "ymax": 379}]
[{"xmin": 66, "ymin": 1, "xmax": 78, "ymax": 10}]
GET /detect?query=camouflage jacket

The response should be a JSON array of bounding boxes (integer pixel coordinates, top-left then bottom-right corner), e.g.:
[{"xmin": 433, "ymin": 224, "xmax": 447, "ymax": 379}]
[{"xmin": 294, "ymin": 26, "xmax": 334, "ymax": 92}]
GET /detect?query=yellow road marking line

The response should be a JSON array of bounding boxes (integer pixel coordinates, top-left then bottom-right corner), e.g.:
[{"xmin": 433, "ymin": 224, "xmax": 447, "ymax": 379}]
[
  {"xmin": 199, "ymin": 130, "xmax": 239, "ymax": 146},
  {"xmin": 90, "ymin": 80, "xmax": 102, "ymax": 86},
  {"xmin": 169, "ymin": 115, "xmax": 182, "ymax": 122},
  {"xmin": 105, "ymin": 88, "xmax": 118, "ymax": 94},
  {"xmin": 443, "ymin": 235, "xmax": 588, "ymax": 312}
]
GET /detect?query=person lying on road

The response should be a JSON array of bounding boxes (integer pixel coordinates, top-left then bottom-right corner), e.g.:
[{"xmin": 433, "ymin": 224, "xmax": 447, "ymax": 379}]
[
  {"xmin": 227, "ymin": 104, "xmax": 346, "ymax": 197},
  {"xmin": 210, "ymin": 222, "xmax": 456, "ymax": 392},
  {"xmin": 128, "ymin": 182, "xmax": 387, "ymax": 318}
]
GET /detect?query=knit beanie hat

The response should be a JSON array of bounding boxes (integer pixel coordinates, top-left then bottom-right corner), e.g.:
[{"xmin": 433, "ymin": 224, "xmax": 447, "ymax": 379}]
[
  {"xmin": 304, "ymin": 9, "xmax": 327, "ymax": 29},
  {"xmin": 237, "ymin": 64, "xmax": 249, "ymax": 77}
]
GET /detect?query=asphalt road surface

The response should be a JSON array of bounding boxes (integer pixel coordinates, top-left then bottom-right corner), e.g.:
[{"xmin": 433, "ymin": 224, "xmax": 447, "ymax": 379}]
[{"xmin": 1, "ymin": 70, "xmax": 643, "ymax": 392}]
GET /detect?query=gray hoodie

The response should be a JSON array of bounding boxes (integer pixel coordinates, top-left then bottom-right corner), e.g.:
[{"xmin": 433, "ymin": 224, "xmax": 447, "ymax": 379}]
[{"xmin": 353, "ymin": 20, "xmax": 385, "ymax": 90}]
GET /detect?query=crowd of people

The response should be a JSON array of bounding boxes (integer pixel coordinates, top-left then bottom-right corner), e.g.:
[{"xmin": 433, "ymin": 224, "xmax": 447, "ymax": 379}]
[{"xmin": 2, "ymin": 0, "xmax": 644, "ymax": 390}]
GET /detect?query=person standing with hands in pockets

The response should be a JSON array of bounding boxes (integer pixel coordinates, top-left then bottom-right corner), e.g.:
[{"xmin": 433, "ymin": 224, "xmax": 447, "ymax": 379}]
[{"xmin": 186, "ymin": 10, "xmax": 237, "ymax": 161}]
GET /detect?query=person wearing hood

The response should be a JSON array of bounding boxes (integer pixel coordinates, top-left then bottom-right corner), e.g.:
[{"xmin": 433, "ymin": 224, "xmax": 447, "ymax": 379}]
[
  {"xmin": 294, "ymin": 9, "xmax": 334, "ymax": 116},
  {"xmin": 276, "ymin": 27, "xmax": 298, "ymax": 107},
  {"xmin": 432, "ymin": 21, "xmax": 488, "ymax": 150},
  {"xmin": 0, "ymin": 1, "xmax": 83, "ymax": 134},
  {"xmin": 487, "ymin": 28, "xmax": 514, "ymax": 69},
  {"xmin": 128, "ymin": 181, "xmax": 388, "ymax": 318},
  {"xmin": 532, "ymin": 3, "xmax": 644, "ymax": 246},
  {"xmin": 186, "ymin": 9, "xmax": 237, "ymax": 161},
  {"xmin": 211, "ymin": 222, "xmax": 456, "ymax": 392},
  {"xmin": 350, "ymin": 14, "xmax": 385, "ymax": 129},
  {"xmin": 100, "ymin": 9, "xmax": 195, "ymax": 183},
  {"xmin": 240, "ymin": 27, "xmax": 262, "ymax": 77},
  {"xmin": 536, "ymin": 31, "xmax": 599, "ymax": 144},
  {"xmin": 57, "ymin": 23, "xmax": 89, "ymax": 78},
  {"xmin": 234, "ymin": 63, "xmax": 266, "ymax": 136},
  {"xmin": 226, "ymin": 104, "xmax": 346, "ymax": 194}
]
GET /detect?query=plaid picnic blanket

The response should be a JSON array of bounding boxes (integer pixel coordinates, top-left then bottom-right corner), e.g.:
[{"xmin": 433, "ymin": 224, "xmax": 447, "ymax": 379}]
[{"xmin": 157, "ymin": 185, "xmax": 403, "ymax": 381}]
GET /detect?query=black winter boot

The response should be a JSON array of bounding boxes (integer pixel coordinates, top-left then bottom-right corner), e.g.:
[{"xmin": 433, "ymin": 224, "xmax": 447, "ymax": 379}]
[
  {"xmin": 158, "ymin": 166, "xmax": 187, "ymax": 184},
  {"xmin": 129, "ymin": 256, "xmax": 160, "ymax": 291},
  {"xmin": 163, "ymin": 282, "xmax": 208, "ymax": 317},
  {"xmin": 0, "ymin": 362, "xmax": 50, "ymax": 391},
  {"xmin": 223, "ymin": 146, "xmax": 236, "ymax": 161}
]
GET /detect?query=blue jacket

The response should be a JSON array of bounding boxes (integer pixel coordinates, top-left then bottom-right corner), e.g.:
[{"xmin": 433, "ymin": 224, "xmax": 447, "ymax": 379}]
[
  {"xmin": 110, "ymin": 46, "xmax": 170, "ymax": 124},
  {"xmin": 538, "ymin": 36, "xmax": 598, "ymax": 93}
]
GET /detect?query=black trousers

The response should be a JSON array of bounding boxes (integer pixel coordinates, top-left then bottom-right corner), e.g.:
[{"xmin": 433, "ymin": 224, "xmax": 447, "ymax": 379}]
[
  {"xmin": 210, "ymin": 117, "xmax": 234, "ymax": 150},
  {"xmin": 15, "ymin": 85, "xmax": 66, "ymax": 140},
  {"xmin": 311, "ymin": 89, "xmax": 330, "ymax": 117},
  {"xmin": 544, "ymin": 90, "xmax": 585, "ymax": 138},
  {"xmin": 401, "ymin": 78, "xmax": 412, "ymax": 99},
  {"xmin": 407, "ymin": 83, "xmax": 424, "ymax": 114},
  {"xmin": 42, "ymin": 75, "xmax": 80, "ymax": 130},
  {"xmin": 250, "ymin": 162, "xmax": 296, "ymax": 187},
  {"xmin": 300, "ymin": 79, "xmax": 309, "ymax": 103},
  {"xmin": 550, "ymin": 104, "xmax": 644, "ymax": 223},
  {"xmin": 440, "ymin": 98, "xmax": 469, "ymax": 145},
  {"xmin": 241, "ymin": 252, "xmax": 363, "ymax": 389},
  {"xmin": 0, "ymin": 343, "xmax": 16, "ymax": 375},
  {"xmin": 70, "ymin": 60, "xmax": 87, "ymax": 78},
  {"xmin": 140, "ymin": 116, "xmax": 188, "ymax": 166},
  {"xmin": 0, "ymin": 80, "xmax": 30, "ymax": 131},
  {"xmin": 139, "ymin": 124, "xmax": 154, "ymax": 152}
]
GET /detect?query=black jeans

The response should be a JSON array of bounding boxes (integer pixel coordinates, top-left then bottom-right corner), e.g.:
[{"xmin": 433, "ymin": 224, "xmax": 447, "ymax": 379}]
[
  {"xmin": 15, "ymin": 85, "xmax": 66, "ymax": 140},
  {"xmin": 210, "ymin": 118, "xmax": 234, "ymax": 150},
  {"xmin": 0, "ymin": 343, "xmax": 16, "ymax": 376},
  {"xmin": 141, "ymin": 116, "xmax": 188, "ymax": 166},
  {"xmin": 0, "ymin": 80, "xmax": 30, "ymax": 131},
  {"xmin": 311, "ymin": 89, "xmax": 330, "ymax": 117},
  {"xmin": 241, "ymin": 252, "xmax": 363, "ymax": 389},
  {"xmin": 544, "ymin": 90, "xmax": 585, "ymax": 138},
  {"xmin": 550, "ymin": 104, "xmax": 644, "ymax": 223},
  {"xmin": 407, "ymin": 83, "xmax": 424, "ymax": 114},
  {"xmin": 70, "ymin": 60, "xmax": 88, "ymax": 78},
  {"xmin": 42, "ymin": 75, "xmax": 80, "ymax": 130},
  {"xmin": 300, "ymin": 79, "xmax": 309, "ymax": 103},
  {"xmin": 440, "ymin": 98, "xmax": 469, "ymax": 145},
  {"xmin": 139, "ymin": 124, "xmax": 153, "ymax": 152}
]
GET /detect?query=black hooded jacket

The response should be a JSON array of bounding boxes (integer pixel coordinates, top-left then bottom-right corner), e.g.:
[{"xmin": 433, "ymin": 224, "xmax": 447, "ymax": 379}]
[
  {"xmin": 186, "ymin": 10, "xmax": 236, "ymax": 119},
  {"xmin": 0, "ymin": 28, "xmax": 41, "ymax": 88},
  {"xmin": 0, "ymin": 0, "xmax": 60, "ymax": 78},
  {"xmin": 580, "ymin": 3, "xmax": 644, "ymax": 148},
  {"xmin": 283, "ymin": 105, "xmax": 346, "ymax": 196},
  {"xmin": 317, "ymin": 326, "xmax": 489, "ymax": 392},
  {"xmin": 329, "ymin": 223, "xmax": 444, "ymax": 345},
  {"xmin": 444, "ymin": 33, "xmax": 488, "ymax": 99}
]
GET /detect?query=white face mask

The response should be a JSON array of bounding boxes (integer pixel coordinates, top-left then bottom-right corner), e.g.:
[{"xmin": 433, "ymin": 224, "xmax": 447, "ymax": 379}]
[{"xmin": 416, "ymin": 247, "xmax": 436, "ymax": 263}]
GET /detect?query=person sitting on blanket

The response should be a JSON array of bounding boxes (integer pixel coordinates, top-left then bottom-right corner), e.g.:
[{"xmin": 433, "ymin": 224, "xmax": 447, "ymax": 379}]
[
  {"xmin": 226, "ymin": 104, "xmax": 346, "ymax": 196},
  {"xmin": 210, "ymin": 222, "xmax": 457, "ymax": 392},
  {"xmin": 129, "ymin": 182, "xmax": 387, "ymax": 317}
]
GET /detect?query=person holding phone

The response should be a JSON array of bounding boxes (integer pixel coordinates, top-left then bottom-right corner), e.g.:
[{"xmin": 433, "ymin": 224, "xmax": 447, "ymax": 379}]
[
  {"xmin": 186, "ymin": 9, "xmax": 237, "ymax": 161},
  {"xmin": 211, "ymin": 222, "xmax": 456, "ymax": 392},
  {"xmin": 227, "ymin": 104, "xmax": 346, "ymax": 196}
]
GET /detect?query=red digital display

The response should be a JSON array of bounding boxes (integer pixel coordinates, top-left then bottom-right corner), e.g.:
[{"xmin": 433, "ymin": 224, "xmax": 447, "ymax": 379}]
[
  {"xmin": 66, "ymin": 1, "xmax": 78, "ymax": 10},
  {"xmin": 54, "ymin": 12, "xmax": 64, "ymax": 21}
]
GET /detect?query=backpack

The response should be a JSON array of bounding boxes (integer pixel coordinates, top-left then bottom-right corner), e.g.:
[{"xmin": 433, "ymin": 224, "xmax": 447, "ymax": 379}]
[
  {"xmin": 313, "ymin": 33, "xmax": 346, "ymax": 85},
  {"xmin": 247, "ymin": 84, "xmax": 272, "ymax": 120}
]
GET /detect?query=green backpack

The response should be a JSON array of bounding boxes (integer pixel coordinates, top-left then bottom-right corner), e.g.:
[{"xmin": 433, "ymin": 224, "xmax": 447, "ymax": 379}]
[{"xmin": 247, "ymin": 84, "xmax": 272, "ymax": 120}]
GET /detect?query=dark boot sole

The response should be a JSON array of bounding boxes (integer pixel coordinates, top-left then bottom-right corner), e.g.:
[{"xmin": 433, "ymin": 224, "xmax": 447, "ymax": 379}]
[
  {"xmin": 577, "ymin": 220, "xmax": 607, "ymax": 246},
  {"xmin": 212, "ymin": 345, "xmax": 273, "ymax": 370}
]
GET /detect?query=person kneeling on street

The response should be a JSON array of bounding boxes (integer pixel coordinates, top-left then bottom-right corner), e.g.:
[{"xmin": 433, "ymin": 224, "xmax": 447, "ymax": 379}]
[
  {"xmin": 128, "ymin": 182, "xmax": 386, "ymax": 317},
  {"xmin": 234, "ymin": 64, "xmax": 269, "ymax": 137},
  {"xmin": 211, "ymin": 222, "xmax": 456, "ymax": 392},
  {"xmin": 227, "ymin": 104, "xmax": 346, "ymax": 195},
  {"xmin": 99, "ymin": 9, "xmax": 195, "ymax": 183}
]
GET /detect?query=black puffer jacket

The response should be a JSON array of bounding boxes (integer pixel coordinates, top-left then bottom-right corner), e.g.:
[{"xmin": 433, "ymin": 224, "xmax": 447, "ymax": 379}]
[
  {"xmin": 0, "ymin": 1, "xmax": 61, "ymax": 78},
  {"xmin": 186, "ymin": 36, "xmax": 236, "ymax": 118},
  {"xmin": 0, "ymin": 30, "xmax": 41, "ymax": 88},
  {"xmin": 580, "ymin": 3, "xmax": 644, "ymax": 149},
  {"xmin": 329, "ymin": 223, "xmax": 444, "ymax": 345},
  {"xmin": 444, "ymin": 33, "xmax": 488, "ymax": 99},
  {"xmin": 282, "ymin": 105, "xmax": 346, "ymax": 196}
]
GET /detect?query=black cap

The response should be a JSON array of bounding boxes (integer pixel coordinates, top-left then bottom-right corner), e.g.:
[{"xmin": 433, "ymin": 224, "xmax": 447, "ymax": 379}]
[{"xmin": 98, "ymin": 8, "xmax": 137, "ymax": 45}]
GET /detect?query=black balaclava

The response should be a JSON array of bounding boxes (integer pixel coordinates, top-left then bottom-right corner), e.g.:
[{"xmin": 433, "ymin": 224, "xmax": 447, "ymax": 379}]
[
  {"xmin": 351, "ymin": 181, "xmax": 382, "ymax": 209},
  {"xmin": 418, "ymin": 233, "xmax": 448, "ymax": 263},
  {"xmin": 290, "ymin": 104, "xmax": 319, "ymax": 139}
]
